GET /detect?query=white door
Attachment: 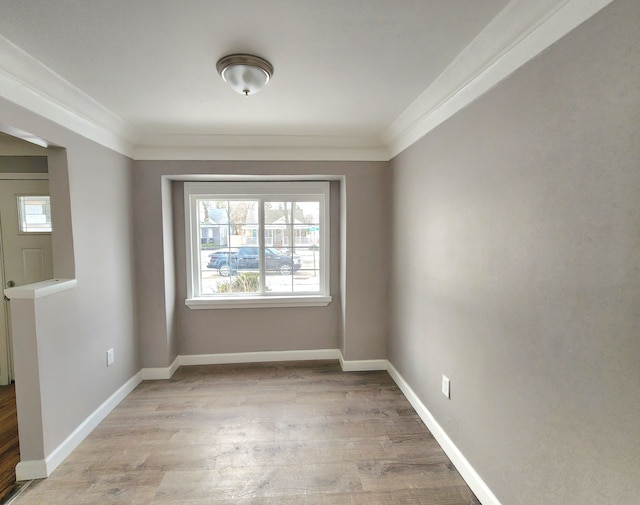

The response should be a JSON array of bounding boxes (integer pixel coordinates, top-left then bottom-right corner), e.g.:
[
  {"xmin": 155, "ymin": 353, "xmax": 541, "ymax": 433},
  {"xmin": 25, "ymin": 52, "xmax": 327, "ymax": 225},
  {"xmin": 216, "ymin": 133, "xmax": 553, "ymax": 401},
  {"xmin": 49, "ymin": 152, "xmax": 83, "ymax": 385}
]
[{"xmin": 0, "ymin": 178, "xmax": 53, "ymax": 385}]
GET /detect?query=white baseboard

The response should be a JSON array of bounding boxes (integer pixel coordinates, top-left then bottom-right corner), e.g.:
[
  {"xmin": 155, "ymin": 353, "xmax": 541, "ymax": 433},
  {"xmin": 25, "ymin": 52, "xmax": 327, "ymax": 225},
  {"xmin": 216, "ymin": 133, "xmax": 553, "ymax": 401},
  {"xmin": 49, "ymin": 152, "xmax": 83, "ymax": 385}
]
[
  {"xmin": 339, "ymin": 354, "xmax": 388, "ymax": 372},
  {"xmin": 16, "ymin": 371, "xmax": 142, "ymax": 481},
  {"xmin": 179, "ymin": 350, "xmax": 387, "ymax": 373},
  {"xmin": 15, "ymin": 459, "xmax": 47, "ymax": 481},
  {"xmin": 386, "ymin": 362, "xmax": 502, "ymax": 505},
  {"xmin": 141, "ymin": 356, "xmax": 180, "ymax": 380},
  {"xmin": 179, "ymin": 348, "xmax": 341, "ymax": 366}
]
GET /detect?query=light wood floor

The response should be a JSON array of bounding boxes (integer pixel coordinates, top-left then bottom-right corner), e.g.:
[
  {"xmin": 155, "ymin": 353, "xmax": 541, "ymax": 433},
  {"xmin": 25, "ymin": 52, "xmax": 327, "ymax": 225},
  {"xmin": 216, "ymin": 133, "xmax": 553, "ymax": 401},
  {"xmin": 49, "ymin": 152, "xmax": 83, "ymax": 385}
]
[
  {"xmin": 12, "ymin": 361, "xmax": 479, "ymax": 505},
  {"xmin": 0, "ymin": 384, "xmax": 19, "ymax": 503}
]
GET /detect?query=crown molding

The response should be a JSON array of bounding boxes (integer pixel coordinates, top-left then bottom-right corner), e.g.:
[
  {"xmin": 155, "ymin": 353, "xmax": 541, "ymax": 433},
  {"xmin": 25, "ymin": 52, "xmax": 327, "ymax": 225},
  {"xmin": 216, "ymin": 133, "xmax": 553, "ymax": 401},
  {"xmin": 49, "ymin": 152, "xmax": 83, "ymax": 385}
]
[
  {"xmin": 383, "ymin": 0, "xmax": 617, "ymax": 159},
  {"xmin": 134, "ymin": 134, "xmax": 389, "ymax": 161},
  {"xmin": 0, "ymin": 35, "xmax": 137, "ymax": 157}
]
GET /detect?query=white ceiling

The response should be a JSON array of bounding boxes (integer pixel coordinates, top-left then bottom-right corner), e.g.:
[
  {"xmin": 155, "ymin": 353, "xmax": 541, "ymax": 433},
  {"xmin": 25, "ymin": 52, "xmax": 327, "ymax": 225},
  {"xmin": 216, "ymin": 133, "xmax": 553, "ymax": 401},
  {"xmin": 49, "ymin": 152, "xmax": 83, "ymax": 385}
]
[{"xmin": 0, "ymin": 0, "xmax": 615, "ymax": 160}]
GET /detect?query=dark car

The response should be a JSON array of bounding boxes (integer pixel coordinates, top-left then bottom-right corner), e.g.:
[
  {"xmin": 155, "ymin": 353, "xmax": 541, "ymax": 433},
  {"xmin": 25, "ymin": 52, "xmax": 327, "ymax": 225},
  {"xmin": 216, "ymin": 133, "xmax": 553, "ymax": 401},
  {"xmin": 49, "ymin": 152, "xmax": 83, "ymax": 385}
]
[
  {"xmin": 207, "ymin": 246, "xmax": 301, "ymax": 276},
  {"xmin": 206, "ymin": 248, "xmax": 236, "ymax": 275}
]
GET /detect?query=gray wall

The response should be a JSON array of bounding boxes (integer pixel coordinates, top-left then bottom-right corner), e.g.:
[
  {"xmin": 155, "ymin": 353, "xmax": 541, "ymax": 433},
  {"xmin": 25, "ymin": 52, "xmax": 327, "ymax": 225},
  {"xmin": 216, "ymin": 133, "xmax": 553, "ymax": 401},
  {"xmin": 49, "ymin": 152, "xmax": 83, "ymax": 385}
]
[
  {"xmin": 388, "ymin": 1, "xmax": 640, "ymax": 504},
  {"xmin": 133, "ymin": 161, "xmax": 389, "ymax": 366},
  {"xmin": 0, "ymin": 156, "xmax": 48, "ymax": 173},
  {"xmin": 0, "ymin": 97, "xmax": 140, "ymax": 461},
  {"xmin": 0, "ymin": 131, "xmax": 48, "ymax": 157},
  {"xmin": 170, "ymin": 178, "xmax": 342, "ymax": 355}
]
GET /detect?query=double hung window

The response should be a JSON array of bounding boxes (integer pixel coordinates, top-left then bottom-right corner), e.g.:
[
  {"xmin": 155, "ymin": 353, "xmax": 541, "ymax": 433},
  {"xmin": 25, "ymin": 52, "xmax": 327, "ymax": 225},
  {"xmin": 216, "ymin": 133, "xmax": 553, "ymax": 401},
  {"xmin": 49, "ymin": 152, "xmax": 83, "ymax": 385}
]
[{"xmin": 184, "ymin": 181, "xmax": 330, "ymax": 308}]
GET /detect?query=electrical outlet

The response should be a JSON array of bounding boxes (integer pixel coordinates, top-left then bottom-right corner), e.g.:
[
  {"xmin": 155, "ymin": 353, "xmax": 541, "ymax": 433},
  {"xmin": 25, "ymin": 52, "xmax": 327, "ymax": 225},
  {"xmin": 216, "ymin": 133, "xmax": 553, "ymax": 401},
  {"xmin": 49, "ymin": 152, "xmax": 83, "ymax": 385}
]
[
  {"xmin": 442, "ymin": 375, "xmax": 450, "ymax": 399},
  {"xmin": 106, "ymin": 348, "xmax": 114, "ymax": 367}
]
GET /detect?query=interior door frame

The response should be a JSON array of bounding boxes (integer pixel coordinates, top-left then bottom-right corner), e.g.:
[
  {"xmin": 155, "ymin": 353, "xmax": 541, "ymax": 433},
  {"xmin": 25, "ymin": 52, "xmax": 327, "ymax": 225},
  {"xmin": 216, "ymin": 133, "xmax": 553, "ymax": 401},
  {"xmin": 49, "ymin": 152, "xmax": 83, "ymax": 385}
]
[
  {"xmin": 0, "ymin": 172, "xmax": 50, "ymax": 385},
  {"xmin": 0, "ymin": 220, "xmax": 8, "ymax": 385}
]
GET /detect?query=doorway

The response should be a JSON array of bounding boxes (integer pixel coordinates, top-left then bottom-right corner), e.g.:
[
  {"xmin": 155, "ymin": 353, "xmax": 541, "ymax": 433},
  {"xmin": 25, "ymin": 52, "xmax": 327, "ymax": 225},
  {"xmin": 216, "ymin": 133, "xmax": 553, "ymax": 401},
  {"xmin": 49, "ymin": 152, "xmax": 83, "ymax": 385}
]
[{"xmin": 0, "ymin": 178, "xmax": 53, "ymax": 385}]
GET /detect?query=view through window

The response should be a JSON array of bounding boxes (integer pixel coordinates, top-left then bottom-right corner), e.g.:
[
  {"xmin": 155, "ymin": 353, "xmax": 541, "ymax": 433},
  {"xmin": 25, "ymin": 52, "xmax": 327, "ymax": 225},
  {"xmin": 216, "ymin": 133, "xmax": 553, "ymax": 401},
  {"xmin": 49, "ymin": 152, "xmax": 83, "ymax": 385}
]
[
  {"xmin": 185, "ymin": 182, "xmax": 329, "ymax": 304},
  {"xmin": 17, "ymin": 195, "xmax": 52, "ymax": 233}
]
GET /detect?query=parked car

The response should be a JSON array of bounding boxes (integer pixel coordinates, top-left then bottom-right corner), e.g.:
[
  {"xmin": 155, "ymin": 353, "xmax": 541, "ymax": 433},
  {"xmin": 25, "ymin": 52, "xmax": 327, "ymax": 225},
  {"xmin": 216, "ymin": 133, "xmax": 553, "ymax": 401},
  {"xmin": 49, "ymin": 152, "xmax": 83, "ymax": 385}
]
[
  {"xmin": 206, "ymin": 248, "xmax": 236, "ymax": 275},
  {"xmin": 207, "ymin": 246, "xmax": 302, "ymax": 276}
]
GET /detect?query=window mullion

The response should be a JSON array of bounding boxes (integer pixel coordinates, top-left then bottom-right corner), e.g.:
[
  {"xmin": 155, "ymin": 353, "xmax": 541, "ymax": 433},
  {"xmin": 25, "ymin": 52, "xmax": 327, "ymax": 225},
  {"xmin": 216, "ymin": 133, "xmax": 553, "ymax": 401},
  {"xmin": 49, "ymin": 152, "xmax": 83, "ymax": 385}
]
[
  {"xmin": 258, "ymin": 197, "xmax": 266, "ymax": 295},
  {"xmin": 288, "ymin": 201, "xmax": 294, "ymax": 292},
  {"xmin": 192, "ymin": 195, "xmax": 203, "ymax": 297}
]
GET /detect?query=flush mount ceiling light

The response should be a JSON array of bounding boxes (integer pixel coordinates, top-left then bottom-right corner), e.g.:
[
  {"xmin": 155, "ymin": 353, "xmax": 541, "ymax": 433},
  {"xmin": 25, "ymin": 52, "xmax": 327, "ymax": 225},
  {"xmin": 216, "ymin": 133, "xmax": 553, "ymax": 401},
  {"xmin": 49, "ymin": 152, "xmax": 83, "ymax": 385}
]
[{"xmin": 216, "ymin": 54, "xmax": 273, "ymax": 96}]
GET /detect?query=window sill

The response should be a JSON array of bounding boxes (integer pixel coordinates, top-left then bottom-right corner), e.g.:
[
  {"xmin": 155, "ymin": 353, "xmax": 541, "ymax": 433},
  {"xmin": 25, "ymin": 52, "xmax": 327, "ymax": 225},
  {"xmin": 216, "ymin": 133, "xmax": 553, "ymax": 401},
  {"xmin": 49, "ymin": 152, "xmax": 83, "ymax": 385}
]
[{"xmin": 185, "ymin": 295, "xmax": 332, "ymax": 310}]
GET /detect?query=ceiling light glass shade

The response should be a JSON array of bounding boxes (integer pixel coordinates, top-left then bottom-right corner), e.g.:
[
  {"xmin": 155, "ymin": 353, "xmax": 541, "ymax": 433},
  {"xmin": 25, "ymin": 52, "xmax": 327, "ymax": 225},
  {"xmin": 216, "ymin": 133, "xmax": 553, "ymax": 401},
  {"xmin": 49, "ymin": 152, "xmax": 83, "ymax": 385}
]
[{"xmin": 216, "ymin": 54, "xmax": 273, "ymax": 96}]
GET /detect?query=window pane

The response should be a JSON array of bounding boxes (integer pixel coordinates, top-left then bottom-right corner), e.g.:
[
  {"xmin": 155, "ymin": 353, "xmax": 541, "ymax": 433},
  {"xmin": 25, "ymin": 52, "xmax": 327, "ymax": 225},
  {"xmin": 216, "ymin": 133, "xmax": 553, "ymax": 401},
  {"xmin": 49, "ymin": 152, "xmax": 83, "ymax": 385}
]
[
  {"xmin": 293, "ymin": 247, "xmax": 320, "ymax": 292},
  {"xmin": 198, "ymin": 199, "xmax": 231, "ymax": 295},
  {"xmin": 265, "ymin": 271, "xmax": 293, "ymax": 293},
  {"xmin": 264, "ymin": 200, "xmax": 322, "ymax": 294},
  {"xmin": 229, "ymin": 200, "xmax": 259, "ymax": 246},
  {"xmin": 18, "ymin": 195, "xmax": 52, "ymax": 232},
  {"xmin": 264, "ymin": 246, "xmax": 292, "ymax": 293},
  {"xmin": 263, "ymin": 246, "xmax": 320, "ymax": 294},
  {"xmin": 294, "ymin": 202, "xmax": 322, "ymax": 293},
  {"xmin": 214, "ymin": 271, "xmax": 260, "ymax": 295},
  {"xmin": 197, "ymin": 199, "xmax": 262, "ymax": 296},
  {"xmin": 203, "ymin": 245, "xmax": 234, "ymax": 295},
  {"xmin": 198, "ymin": 199, "xmax": 229, "ymax": 248},
  {"xmin": 265, "ymin": 202, "xmax": 291, "ymax": 247},
  {"xmin": 265, "ymin": 201, "xmax": 319, "ymax": 248},
  {"xmin": 200, "ymin": 199, "xmax": 260, "ymax": 246},
  {"xmin": 204, "ymin": 249, "xmax": 261, "ymax": 296}
]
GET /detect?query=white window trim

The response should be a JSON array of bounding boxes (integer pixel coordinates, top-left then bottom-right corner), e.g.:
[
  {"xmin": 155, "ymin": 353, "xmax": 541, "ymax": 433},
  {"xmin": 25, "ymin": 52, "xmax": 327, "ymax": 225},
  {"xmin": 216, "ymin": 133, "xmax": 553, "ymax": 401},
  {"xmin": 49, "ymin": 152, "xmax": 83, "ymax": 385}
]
[{"xmin": 184, "ymin": 181, "xmax": 331, "ymax": 309}]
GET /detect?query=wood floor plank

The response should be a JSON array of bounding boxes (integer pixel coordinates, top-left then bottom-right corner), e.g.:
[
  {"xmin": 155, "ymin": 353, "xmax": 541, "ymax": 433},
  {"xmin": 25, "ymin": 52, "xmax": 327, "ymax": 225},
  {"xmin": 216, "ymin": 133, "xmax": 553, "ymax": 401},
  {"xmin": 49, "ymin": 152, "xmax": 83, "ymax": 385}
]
[
  {"xmin": 11, "ymin": 361, "xmax": 480, "ymax": 505},
  {"xmin": 0, "ymin": 384, "xmax": 19, "ymax": 503}
]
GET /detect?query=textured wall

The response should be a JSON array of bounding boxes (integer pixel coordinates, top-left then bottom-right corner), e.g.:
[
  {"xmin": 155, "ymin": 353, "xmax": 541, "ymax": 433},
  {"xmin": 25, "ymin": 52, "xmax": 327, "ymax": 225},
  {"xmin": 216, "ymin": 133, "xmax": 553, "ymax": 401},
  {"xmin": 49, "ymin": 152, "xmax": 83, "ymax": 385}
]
[{"xmin": 389, "ymin": 1, "xmax": 640, "ymax": 503}]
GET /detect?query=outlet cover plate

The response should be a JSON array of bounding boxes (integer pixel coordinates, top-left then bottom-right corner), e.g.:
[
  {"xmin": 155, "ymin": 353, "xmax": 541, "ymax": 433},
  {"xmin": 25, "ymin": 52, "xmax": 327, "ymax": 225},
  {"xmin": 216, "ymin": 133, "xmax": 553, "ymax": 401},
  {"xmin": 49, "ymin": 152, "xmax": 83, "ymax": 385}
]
[{"xmin": 442, "ymin": 375, "xmax": 450, "ymax": 398}]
